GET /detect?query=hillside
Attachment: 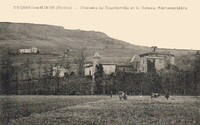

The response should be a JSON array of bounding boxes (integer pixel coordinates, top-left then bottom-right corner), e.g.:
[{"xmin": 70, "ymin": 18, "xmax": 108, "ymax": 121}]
[
  {"xmin": 0, "ymin": 22, "xmax": 198, "ymax": 71},
  {"xmin": 0, "ymin": 22, "xmax": 151, "ymax": 64},
  {"xmin": 0, "ymin": 22, "xmax": 140, "ymax": 50}
]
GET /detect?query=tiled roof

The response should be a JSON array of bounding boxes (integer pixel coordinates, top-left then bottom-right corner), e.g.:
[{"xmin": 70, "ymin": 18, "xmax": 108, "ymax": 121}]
[
  {"xmin": 139, "ymin": 51, "xmax": 175, "ymax": 57},
  {"xmin": 130, "ymin": 54, "xmax": 140, "ymax": 62}
]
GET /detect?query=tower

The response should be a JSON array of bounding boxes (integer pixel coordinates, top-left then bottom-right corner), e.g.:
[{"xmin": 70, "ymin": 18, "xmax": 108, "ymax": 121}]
[{"xmin": 151, "ymin": 46, "xmax": 158, "ymax": 52}]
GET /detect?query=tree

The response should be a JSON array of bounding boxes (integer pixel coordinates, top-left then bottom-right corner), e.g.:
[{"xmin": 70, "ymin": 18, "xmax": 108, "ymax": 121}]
[
  {"xmin": 192, "ymin": 54, "xmax": 200, "ymax": 95},
  {"xmin": 94, "ymin": 64, "xmax": 104, "ymax": 94},
  {"xmin": 74, "ymin": 50, "xmax": 86, "ymax": 77},
  {"xmin": 37, "ymin": 65, "xmax": 52, "ymax": 95},
  {"xmin": 0, "ymin": 50, "xmax": 15, "ymax": 94},
  {"xmin": 52, "ymin": 67, "xmax": 62, "ymax": 95},
  {"xmin": 103, "ymin": 73, "xmax": 115, "ymax": 94},
  {"xmin": 12, "ymin": 65, "xmax": 24, "ymax": 95},
  {"xmin": 65, "ymin": 77, "xmax": 92, "ymax": 95},
  {"xmin": 37, "ymin": 57, "xmax": 42, "ymax": 84},
  {"xmin": 18, "ymin": 58, "xmax": 36, "ymax": 94}
]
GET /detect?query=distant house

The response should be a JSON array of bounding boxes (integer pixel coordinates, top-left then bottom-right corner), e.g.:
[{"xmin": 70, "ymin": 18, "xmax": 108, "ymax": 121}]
[
  {"xmin": 31, "ymin": 47, "xmax": 39, "ymax": 53},
  {"xmin": 19, "ymin": 47, "xmax": 39, "ymax": 54},
  {"xmin": 19, "ymin": 49, "xmax": 31, "ymax": 54}
]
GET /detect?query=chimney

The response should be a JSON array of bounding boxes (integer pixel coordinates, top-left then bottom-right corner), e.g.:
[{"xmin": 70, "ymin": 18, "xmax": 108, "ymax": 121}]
[{"xmin": 151, "ymin": 46, "xmax": 158, "ymax": 52}]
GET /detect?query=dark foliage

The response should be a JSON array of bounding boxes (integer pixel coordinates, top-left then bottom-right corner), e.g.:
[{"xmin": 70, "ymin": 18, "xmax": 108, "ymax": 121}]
[
  {"xmin": 94, "ymin": 64, "xmax": 104, "ymax": 94},
  {"xmin": 0, "ymin": 50, "xmax": 16, "ymax": 94}
]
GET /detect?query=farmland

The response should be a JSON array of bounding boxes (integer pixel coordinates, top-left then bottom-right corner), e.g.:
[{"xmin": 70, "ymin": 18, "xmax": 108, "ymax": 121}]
[
  {"xmin": 1, "ymin": 96, "xmax": 200, "ymax": 125},
  {"xmin": 0, "ymin": 96, "xmax": 109, "ymax": 125}
]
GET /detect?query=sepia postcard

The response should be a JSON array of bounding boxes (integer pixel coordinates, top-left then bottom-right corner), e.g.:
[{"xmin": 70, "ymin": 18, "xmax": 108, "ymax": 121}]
[{"xmin": 0, "ymin": 0, "xmax": 200, "ymax": 124}]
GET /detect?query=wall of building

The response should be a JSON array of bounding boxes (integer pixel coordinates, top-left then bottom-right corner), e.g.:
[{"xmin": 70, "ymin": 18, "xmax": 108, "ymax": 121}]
[
  {"xmin": 170, "ymin": 56, "xmax": 175, "ymax": 65},
  {"xmin": 85, "ymin": 66, "xmax": 93, "ymax": 76},
  {"xmin": 139, "ymin": 57, "xmax": 147, "ymax": 72},
  {"xmin": 116, "ymin": 65, "xmax": 135, "ymax": 73},
  {"xmin": 19, "ymin": 47, "xmax": 38, "ymax": 54},
  {"xmin": 155, "ymin": 58, "xmax": 165, "ymax": 71},
  {"xmin": 139, "ymin": 56, "xmax": 168, "ymax": 73},
  {"xmin": 102, "ymin": 65, "xmax": 116, "ymax": 75},
  {"xmin": 19, "ymin": 49, "xmax": 31, "ymax": 54},
  {"xmin": 31, "ymin": 47, "xmax": 38, "ymax": 53}
]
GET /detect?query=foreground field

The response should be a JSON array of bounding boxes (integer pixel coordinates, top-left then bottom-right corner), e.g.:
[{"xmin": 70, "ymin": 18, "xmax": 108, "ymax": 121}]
[
  {"xmin": 0, "ymin": 96, "xmax": 109, "ymax": 125},
  {"xmin": 1, "ymin": 96, "xmax": 200, "ymax": 125}
]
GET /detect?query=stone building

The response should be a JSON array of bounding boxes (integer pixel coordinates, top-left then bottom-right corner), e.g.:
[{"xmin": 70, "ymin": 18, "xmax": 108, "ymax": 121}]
[
  {"xmin": 19, "ymin": 48, "xmax": 31, "ymax": 54},
  {"xmin": 19, "ymin": 47, "xmax": 39, "ymax": 54},
  {"xmin": 31, "ymin": 47, "xmax": 39, "ymax": 53},
  {"xmin": 138, "ymin": 47, "xmax": 175, "ymax": 73},
  {"xmin": 84, "ymin": 52, "xmax": 116, "ymax": 77},
  {"xmin": 85, "ymin": 47, "xmax": 176, "ymax": 75}
]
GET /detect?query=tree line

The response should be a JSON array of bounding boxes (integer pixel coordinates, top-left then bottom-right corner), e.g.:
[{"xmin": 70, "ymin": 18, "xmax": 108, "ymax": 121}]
[
  {"xmin": 0, "ymin": 49, "xmax": 90, "ymax": 95},
  {"xmin": 0, "ymin": 49, "xmax": 200, "ymax": 95}
]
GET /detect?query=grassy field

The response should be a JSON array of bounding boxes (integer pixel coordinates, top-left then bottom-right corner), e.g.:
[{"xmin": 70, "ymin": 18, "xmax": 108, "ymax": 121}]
[{"xmin": 0, "ymin": 95, "xmax": 200, "ymax": 125}]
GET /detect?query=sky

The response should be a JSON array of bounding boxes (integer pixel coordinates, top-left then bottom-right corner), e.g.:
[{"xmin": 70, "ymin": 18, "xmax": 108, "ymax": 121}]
[{"xmin": 0, "ymin": 0, "xmax": 200, "ymax": 50}]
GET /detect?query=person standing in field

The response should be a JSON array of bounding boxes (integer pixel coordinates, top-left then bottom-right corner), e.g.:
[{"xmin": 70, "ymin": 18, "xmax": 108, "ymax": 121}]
[
  {"xmin": 165, "ymin": 92, "xmax": 169, "ymax": 100},
  {"xmin": 139, "ymin": 91, "xmax": 143, "ymax": 97},
  {"xmin": 119, "ymin": 91, "xmax": 124, "ymax": 100},
  {"xmin": 110, "ymin": 91, "xmax": 113, "ymax": 98}
]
